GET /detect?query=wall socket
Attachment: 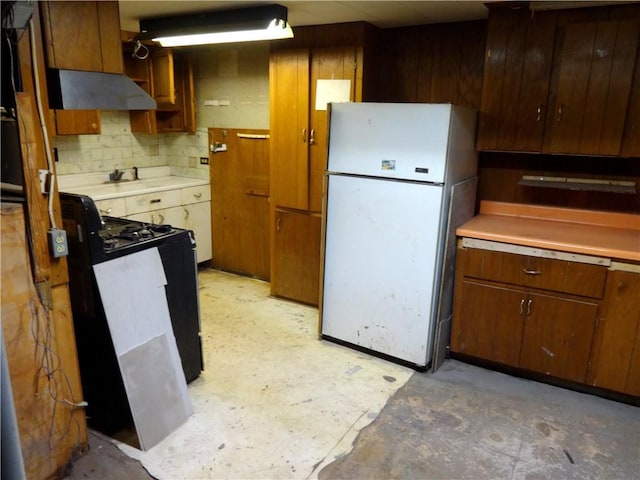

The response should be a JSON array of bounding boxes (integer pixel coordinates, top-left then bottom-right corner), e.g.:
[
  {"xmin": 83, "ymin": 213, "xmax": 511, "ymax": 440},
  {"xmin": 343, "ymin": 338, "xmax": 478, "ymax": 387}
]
[
  {"xmin": 200, "ymin": 157, "xmax": 209, "ymax": 165},
  {"xmin": 48, "ymin": 228, "xmax": 69, "ymax": 258}
]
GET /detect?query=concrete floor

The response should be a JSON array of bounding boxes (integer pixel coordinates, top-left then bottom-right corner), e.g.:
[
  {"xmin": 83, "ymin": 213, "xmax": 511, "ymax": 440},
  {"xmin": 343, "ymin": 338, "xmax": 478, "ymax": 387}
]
[{"xmin": 65, "ymin": 268, "xmax": 640, "ymax": 479}]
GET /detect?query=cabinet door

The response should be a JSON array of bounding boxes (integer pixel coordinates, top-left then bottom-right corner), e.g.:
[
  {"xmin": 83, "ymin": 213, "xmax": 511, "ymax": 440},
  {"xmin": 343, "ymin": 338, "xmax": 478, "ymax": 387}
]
[
  {"xmin": 519, "ymin": 292, "xmax": 599, "ymax": 383},
  {"xmin": 545, "ymin": 19, "xmax": 639, "ymax": 155},
  {"xmin": 451, "ymin": 280, "xmax": 525, "ymax": 366},
  {"xmin": 184, "ymin": 202, "xmax": 212, "ymax": 264},
  {"xmin": 308, "ymin": 47, "xmax": 357, "ymax": 213},
  {"xmin": 589, "ymin": 269, "xmax": 640, "ymax": 395},
  {"xmin": 270, "ymin": 49, "xmax": 310, "ymax": 210},
  {"xmin": 54, "ymin": 110, "xmax": 100, "ymax": 135},
  {"xmin": 41, "ymin": 1, "xmax": 123, "ymax": 73},
  {"xmin": 476, "ymin": 8, "xmax": 556, "ymax": 152},
  {"xmin": 271, "ymin": 210, "xmax": 321, "ymax": 306},
  {"xmin": 151, "ymin": 49, "xmax": 176, "ymax": 106}
]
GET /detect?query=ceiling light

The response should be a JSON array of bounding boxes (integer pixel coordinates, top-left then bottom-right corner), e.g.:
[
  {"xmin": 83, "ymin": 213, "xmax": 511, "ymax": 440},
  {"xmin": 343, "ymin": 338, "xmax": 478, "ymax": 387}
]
[{"xmin": 137, "ymin": 4, "xmax": 294, "ymax": 47}]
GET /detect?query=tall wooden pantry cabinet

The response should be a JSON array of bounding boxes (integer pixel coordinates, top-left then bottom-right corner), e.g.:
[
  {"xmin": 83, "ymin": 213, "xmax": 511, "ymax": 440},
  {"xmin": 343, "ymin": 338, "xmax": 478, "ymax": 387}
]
[{"xmin": 269, "ymin": 23, "xmax": 380, "ymax": 305}]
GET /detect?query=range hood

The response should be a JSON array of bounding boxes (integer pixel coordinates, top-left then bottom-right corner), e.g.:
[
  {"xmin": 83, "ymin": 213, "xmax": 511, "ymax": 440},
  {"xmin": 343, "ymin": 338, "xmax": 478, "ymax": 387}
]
[{"xmin": 47, "ymin": 69, "xmax": 157, "ymax": 110}]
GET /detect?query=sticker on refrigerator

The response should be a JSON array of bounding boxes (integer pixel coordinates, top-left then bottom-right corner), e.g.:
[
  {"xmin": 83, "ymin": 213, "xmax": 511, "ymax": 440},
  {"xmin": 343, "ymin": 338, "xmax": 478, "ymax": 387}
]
[{"xmin": 381, "ymin": 160, "xmax": 396, "ymax": 171}]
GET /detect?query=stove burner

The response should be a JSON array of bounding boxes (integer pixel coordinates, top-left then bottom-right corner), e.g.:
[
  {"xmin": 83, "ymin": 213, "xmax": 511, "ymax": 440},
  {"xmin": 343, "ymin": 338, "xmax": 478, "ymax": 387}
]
[{"xmin": 150, "ymin": 224, "xmax": 172, "ymax": 234}]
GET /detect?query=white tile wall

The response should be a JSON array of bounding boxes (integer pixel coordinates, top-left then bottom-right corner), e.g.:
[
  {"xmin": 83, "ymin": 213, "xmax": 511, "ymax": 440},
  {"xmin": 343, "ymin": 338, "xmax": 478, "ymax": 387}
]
[{"xmin": 54, "ymin": 111, "xmax": 210, "ymax": 180}]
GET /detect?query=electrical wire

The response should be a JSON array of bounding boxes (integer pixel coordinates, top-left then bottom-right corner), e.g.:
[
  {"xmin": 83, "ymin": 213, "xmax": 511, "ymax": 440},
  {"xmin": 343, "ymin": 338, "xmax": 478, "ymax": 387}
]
[{"xmin": 28, "ymin": 17, "xmax": 56, "ymax": 229}]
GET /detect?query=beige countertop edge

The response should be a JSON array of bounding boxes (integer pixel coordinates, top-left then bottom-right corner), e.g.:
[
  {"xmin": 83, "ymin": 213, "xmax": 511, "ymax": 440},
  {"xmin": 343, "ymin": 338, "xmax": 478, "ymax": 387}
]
[{"xmin": 457, "ymin": 227, "xmax": 640, "ymax": 263}]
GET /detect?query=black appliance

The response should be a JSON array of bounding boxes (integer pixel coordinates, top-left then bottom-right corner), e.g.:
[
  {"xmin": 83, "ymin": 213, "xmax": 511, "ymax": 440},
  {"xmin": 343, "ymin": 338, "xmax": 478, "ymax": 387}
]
[{"xmin": 60, "ymin": 193, "xmax": 203, "ymax": 434}]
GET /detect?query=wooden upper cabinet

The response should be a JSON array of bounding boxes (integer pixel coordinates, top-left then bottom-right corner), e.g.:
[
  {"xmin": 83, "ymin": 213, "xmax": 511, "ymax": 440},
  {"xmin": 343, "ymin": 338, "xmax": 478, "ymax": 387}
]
[
  {"xmin": 54, "ymin": 110, "xmax": 100, "ymax": 135},
  {"xmin": 270, "ymin": 46, "xmax": 358, "ymax": 213},
  {"xmin": 544, "ymin": 19, "xmax": 639, "ymax": 155},
  {"xmin": 270, "ymin": 49, "xmax": 310, "ymax": 211},
  {"xmin": 308, "ymin": 47, "xmax": 357, "ymax": 213},
  {"xmin": 40, "ymin": 0, "xmax": 123, "ymax": 74},
  {"xmin": 477, "ymin": 8, "xmax": 556, "ymax": 152},
  {"xmin": 621, "ymin": 44, "xmax": 640, "ymax": 157},
  {"xmin": 151, "ymin": 48, "xmax": 176, "ymax": 106},
  {"xmin": 123, "ymin": 41, "xmax": 195, "ymax": 134}
]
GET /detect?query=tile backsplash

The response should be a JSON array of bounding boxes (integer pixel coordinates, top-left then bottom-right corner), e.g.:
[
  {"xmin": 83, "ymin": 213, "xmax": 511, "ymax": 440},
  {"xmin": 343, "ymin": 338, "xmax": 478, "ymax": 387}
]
[{"xmin": 54, "ymin": 111, "xmax": 210, "ymax": 180}]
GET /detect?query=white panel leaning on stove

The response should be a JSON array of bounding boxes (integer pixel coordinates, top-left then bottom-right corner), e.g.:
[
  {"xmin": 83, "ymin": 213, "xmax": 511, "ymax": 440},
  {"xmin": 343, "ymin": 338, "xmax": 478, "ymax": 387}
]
[{"xmin": 58, "ymin": 166, "xmax": 212, "ymax": 263}]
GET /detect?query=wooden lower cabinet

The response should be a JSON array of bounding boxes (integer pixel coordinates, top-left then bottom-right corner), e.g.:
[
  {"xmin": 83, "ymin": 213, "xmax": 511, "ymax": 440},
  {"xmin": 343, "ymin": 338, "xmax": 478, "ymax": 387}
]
[
  {"xmin": 452, "ymin": 278, "xmax": 599, "ymax": 383},
  {"xmin": 451, "ymin": 280, "xmax": 525, "ymax": 366},
  {"xmin": 451, "ymin": 243, "xmax": 608, "ymax": 387},
  {"xmin": 518, "ymin": 291, "xmax": 598, "ymax": 383},
  {"xmin": 271, "ymin": 209, "xmax": 321, "ymax": 306},
  {"xmin": 588, "ymin": 268, "xmax": 640, "ymax": 396}
]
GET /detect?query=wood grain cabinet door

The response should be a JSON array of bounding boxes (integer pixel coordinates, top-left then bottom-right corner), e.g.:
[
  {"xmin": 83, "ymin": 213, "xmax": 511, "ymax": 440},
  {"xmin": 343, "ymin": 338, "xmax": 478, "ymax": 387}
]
[
  {"xmin": 588, "ymin": 269, "xmax": 640, "ymax": 395},
  {"xmin": 41, "ymin": 0, "xmax": 123, "ymax": 73},
  {"xmin": 271, "ymin": 210, "xmax": 321, "ymax": 306},
  {"xmin": 518, "ymin": 292, "xmax": 599, "ymax": 383},
  {"xmin": 270, "ymin": 49, "xmax": 311, "ymax": 211},
  {"xmin": 545, "ymin": 19, "xmax": 639, "ymax": 155},
  {"xmin": 451, "ymin": 280, "xmax": 525, "ymax": 366},
  {"xmin": 308, "ymin": 47, "xmax": 358, "ymax": 213},
  {"xmin": 476, "ymin": 8, "xmax": 556, "ymax": 152}
]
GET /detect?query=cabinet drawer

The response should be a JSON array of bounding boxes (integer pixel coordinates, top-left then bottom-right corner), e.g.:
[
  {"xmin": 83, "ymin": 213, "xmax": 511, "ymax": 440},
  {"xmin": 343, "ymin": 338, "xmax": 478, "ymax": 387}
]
[
  {"xmin": 461, "ymin": 247, "xmax": 607, "ymax": 298},
  {"xmin": 125, "ymin": 189, "xmax": 181, "ymax": 216},
  {"xmin": 95, "ymin": 197, "xmax": 126, "ymax": 218},
  {"xmin": 181, "ymin": 185, "xmax": 210, "ymax": 204}
]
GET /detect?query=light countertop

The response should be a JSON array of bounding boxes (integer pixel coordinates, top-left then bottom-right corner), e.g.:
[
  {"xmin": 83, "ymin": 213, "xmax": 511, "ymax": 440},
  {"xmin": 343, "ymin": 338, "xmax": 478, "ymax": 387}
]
[
  {"xmin": 457, "ymin": 201, "xmax": 640, "ymax": 262},
  {"xmin": 58, "ymin": 167, "xmax": 208, "ymax": 201}
]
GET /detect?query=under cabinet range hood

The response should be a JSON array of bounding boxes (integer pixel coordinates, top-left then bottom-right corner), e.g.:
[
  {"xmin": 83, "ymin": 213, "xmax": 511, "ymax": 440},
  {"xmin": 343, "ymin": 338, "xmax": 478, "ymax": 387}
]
[{"xmin": 46, "ymin": 69, "xmax": 157, "ymax": 110}]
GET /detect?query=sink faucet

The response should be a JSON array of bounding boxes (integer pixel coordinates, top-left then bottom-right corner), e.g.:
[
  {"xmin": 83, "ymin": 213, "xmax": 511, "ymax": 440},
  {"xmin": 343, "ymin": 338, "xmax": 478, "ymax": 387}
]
[{"xmin": 109, "ymin": 169, "xmax": 124, "ymax": 181}]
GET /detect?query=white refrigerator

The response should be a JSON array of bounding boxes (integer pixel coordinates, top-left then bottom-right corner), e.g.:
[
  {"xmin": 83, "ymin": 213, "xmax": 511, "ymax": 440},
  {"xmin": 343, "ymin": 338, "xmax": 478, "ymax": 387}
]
[{"xmin": 320, "ymin": 102, "xmax": 478, "ymax": 369}]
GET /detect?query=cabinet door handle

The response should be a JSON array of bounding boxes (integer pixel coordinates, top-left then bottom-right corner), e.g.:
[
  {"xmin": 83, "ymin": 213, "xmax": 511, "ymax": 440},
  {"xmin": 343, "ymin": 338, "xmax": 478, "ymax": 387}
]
[
  {"xmin": 184, "ymin": 207, "xmax": 189, "ymax": 219},
  {"xmin": 556, "ymin": 104, "xmax": 563, "ymax": 122},
  {"xmin": 522, "ymin": 268, "xmax": 541, "ymax": 276},
  {"xmin": 309, "ymin": 129, "xmax": 316, "ymax": 145},
  {"xmin": 536, "ymin": 104, "xmax": 543, "ymax": 122},
  {"xmin": 276, "ymin": 217, "xmax": 281, "ymax": 231},
  {"xmin": 302, "ymin": 128, "xmax": 307, "ymax": 143},
  {"xmin": 520, "ymin": 299, "xmax": 525, "ymax": 316},
  {"xmin": 526, "ymin": 299, "xmax": 532, "ymax": 316}
]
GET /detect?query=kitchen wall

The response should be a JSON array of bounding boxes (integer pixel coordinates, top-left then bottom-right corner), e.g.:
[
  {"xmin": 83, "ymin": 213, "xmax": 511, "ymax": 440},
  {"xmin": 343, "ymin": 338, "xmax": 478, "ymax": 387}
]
[{"xmin": 54, "ymin": 43, "xmax": 270, "ymax": 180}]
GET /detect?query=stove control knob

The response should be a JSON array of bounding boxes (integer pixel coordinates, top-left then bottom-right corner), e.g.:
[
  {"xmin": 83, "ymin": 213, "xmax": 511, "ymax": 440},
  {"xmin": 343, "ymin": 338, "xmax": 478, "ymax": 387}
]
[{"xmin": 139, "ymin": 228, "xmax": 152, "ymax": 238}]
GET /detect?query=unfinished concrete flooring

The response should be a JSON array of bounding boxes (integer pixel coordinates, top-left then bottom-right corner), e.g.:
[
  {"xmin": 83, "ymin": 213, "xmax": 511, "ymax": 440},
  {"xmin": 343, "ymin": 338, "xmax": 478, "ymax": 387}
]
[{"xmin": 66, "ymin": 268, "xmax": 639, "ymax": 479}]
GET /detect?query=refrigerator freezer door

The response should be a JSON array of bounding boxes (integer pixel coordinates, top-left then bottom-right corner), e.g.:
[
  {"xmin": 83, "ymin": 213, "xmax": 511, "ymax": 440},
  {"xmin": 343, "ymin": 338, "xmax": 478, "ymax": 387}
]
[
  {"xmin": 327, "ymin": 103, "xmax": 452, "ymax": 183},
  {"xmin": 321, "ymin": 174, "xmax": 444, "ymax": 367}
]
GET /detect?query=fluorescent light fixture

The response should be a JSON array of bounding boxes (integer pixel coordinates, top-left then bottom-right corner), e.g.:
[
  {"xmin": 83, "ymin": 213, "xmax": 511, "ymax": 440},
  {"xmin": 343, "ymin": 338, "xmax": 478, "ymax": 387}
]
[{"xmin": 138, "ymin": 4, "xmax": 294, "ymax": 47}]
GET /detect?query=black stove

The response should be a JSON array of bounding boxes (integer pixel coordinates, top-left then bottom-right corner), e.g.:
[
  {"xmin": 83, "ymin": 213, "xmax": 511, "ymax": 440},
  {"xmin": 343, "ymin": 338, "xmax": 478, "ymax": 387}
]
[
  {"xmin": 60, "ymin": 193, "xmax": 188, "ymax": 263},
  {"xmin": 59, "ymin": 192, "xmax": 203, "ymax": 436}
]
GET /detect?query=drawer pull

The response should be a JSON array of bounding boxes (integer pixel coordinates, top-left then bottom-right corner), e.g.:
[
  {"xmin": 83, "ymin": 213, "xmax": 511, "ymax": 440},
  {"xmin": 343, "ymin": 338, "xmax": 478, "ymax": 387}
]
[
  {"xmin": 193, "ymin": 192, "xmax": 202, "ymax": 199},
  {"xmin": 150, "ymin": 199, "xmax": 161, "ymax": 204},
  {"xmin": 522, "ymin": 268, "xmax": 541, "ymax": 276},
  {"xmin": 100, "ymin": 208, "xmax": 113, "ymax": 214}
]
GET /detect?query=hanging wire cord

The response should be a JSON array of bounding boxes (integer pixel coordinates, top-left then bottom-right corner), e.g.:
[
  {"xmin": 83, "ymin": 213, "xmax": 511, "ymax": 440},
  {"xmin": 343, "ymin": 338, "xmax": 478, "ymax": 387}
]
[
  {"xmin": 132, "ymin": 39, "xmax": 149, "ymax": 59},
  {"xmin": 2, "ymin": 1, "xmax": 87, "ymax": 450}
]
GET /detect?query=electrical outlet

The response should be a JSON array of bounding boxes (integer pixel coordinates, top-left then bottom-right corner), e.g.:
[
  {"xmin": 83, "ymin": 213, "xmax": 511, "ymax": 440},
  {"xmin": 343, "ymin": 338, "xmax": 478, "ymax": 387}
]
[
  {"xmin": 200, "ymin": 157, "xmax": 209, "ymax": 165},
  {"xmin": 48, "ymin": 228, "xmax": 69, "ymax": 258}
]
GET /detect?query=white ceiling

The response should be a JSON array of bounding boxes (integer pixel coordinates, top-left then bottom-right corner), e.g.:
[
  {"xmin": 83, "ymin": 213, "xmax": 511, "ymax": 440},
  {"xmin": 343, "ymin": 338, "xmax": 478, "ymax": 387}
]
[{"xmin": 118, "ymin": 1, "xmax": 492, "ymax": 32}]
